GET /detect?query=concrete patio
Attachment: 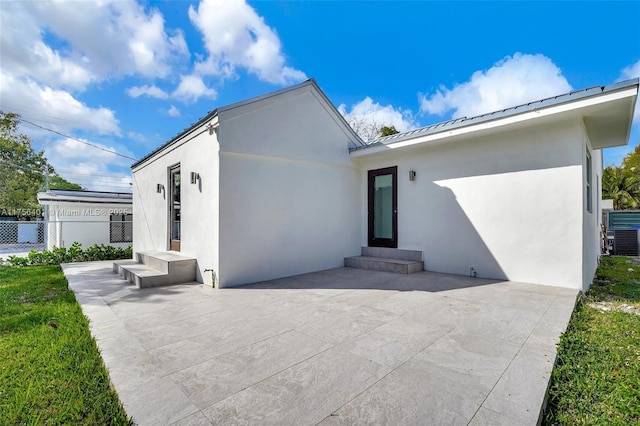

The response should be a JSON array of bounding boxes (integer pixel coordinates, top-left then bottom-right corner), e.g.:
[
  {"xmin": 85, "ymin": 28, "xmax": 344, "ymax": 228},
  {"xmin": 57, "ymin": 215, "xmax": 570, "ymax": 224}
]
[{"xmin": 61, "ymin": 261, "xmax": 578, "ymax": 426}]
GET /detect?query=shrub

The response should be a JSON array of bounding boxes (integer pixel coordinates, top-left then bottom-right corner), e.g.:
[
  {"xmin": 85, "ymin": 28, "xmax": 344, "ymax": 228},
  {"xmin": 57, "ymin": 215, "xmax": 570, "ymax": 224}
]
[{"xmin": 5, "ymin": 243, "xmax": 132, "ymax": 266}]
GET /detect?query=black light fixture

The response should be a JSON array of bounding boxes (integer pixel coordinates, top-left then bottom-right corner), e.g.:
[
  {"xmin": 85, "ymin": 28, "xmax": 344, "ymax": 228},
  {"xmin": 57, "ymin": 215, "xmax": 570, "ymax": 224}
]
[
  {"xmin": 206, "ymin": 122, "xmax": 218, "ymax": 135},
  {"xmin": 156, "ymin": 183, "xmax": 164, "ymax": 193},
  {"xmin": 409, "ymin": 170, "xmax": 417, "ymax": 181},
  {"xmin": 190, "ymin": 172, "xmax": 200, "ymax": 184}
]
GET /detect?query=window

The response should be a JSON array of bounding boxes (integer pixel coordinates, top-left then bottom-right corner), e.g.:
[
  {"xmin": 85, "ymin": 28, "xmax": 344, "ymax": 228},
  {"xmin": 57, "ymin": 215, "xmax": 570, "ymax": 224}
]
[
  {"xmin": 596, "ymin": 176, "xmax": 600, "ymax": 217},
  {"xmin": 586, "ymin": 151, "xmax": 592, "ymax": 213},
  {"xmin": 110, "ymin": 214, "xmax": 132, "ymax": 243}
]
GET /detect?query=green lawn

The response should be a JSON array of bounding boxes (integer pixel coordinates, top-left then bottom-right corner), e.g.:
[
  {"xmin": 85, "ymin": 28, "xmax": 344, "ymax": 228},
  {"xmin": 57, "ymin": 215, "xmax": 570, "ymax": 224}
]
[
  {"xmin": 0, "ymin": 265, "xmax": 132, "ymax": 425},
  {"xmin": 544, "ymin": 256, "xmax": 640, "ymax": 425}
]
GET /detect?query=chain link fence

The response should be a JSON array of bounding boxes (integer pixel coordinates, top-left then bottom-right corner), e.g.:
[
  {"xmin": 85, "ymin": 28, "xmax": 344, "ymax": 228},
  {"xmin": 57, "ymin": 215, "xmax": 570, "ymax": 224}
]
[{"xmin": 0, "ymin": 220, "xmax": 132, "ymax": 259}]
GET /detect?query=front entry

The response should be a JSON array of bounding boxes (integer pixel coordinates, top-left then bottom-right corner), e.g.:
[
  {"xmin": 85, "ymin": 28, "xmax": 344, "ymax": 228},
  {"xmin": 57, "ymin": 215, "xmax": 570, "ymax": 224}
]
[
  {"xmin": 169, "ymin": 164, "xmax": 181, "ymax": 251},
  {"xmin": 368, "ymin": 166, "xmax": 397, "ymax": 248}
]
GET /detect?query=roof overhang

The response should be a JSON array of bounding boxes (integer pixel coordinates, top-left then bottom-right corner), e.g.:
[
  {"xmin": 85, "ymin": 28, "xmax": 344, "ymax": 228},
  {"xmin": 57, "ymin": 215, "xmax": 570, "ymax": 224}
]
[
  {"xmin": 351, "ymin": 79, "xmax": 638, "ymax": 158},
  {"xmin": 37, "ymin": 192, "xmax": 132, "ymax": 205},
  {"xmin": 583, "ymin": 86, "xmax": 637, "ymax": 149}
]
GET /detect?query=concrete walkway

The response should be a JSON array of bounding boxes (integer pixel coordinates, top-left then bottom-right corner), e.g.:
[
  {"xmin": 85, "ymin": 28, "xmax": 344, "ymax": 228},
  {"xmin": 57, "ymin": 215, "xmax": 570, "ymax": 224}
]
[{"xmin": 62, "ymin": 261, "xmax": 577, "ymax": 426}]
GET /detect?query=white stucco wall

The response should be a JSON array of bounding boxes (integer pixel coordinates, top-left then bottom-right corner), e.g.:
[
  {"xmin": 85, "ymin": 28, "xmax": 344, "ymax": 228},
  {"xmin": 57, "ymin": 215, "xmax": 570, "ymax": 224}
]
[
  {"xmin": 43, "ymin": 202, "xmax": 132, "ymax": 250},
  {"xmin": 355, "ymin": 118, "xmax": 587, "ymax": 288},
  {"xmin": 216, "ymin": 88, "xmax": 360, "ymax": 286},
  {"xmin": 581, "ymin": 119, "xmax": 603, "ymax": 293},
  {"xmin": 132, "ymin": 127, "xmax": 220, "ymax": 284}
]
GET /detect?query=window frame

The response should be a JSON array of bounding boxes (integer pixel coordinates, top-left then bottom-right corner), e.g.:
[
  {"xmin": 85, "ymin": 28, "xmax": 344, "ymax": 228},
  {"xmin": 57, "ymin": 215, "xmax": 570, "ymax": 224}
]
[{"xmin": 586, "ymin": 150, "xmax": 593, "ymax": 214}]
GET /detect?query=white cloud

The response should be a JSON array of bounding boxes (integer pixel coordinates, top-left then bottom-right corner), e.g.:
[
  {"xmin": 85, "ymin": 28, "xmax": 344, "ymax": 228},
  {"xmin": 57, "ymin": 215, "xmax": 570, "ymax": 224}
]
[
  {"xmin": 419, "ymin": 53, "xmax": 572, "ymax": 119},
  {"xmin": 1, "ymin": 1, "xmax": 189, "ymax": 86},
  {"xmin": 338, "ymin": 97, "xmax": 418, "ymax": 141},
  {"xmin": 90, "ymin": 173, "xmax": 133, "ymax": 192},
  {"xmin": 45, "ymin": 137, "xmax": 135, "ymax": 191},
  {"xmin": 51, "ymin": 138, "xmax": 120, "ymax": 161},
  {"xmin": 127, "ymin": 131, "xmax": 149, "ymax": 144},
  {"xmin": 167, "ymin": 105, "xmax": 181, "ymax": 117},
  {"xmin": 172, "ymin": 74, "xmax": 218, "ymax": 103},
  {"xmin": 620, "ymin": 59, "xmax": 640, "ymax": 124},
  {"xmin": 620, "ymin": 60, "xmax": 640, "ymax": 81},
  {"xmin": 188, "ymin": 0, "xmax": 306, "ymax": 85},
  {"xmin": 126, "ymin": 85, "xmax": 170, "ymax": 99},
  {"xmin": 0, "ymin": 3, "xmax": 95, "ymax": 91},
  {"xmin": 0, "ymin": 71, "xmax": 121, "ymax": 136},
  {"xmin": 0, "ymin": 0, "xmax": 188, "ymax": 137},
  {"xmin": 53, "ymin": 162, "xmax": 133, "ymax": 192}
]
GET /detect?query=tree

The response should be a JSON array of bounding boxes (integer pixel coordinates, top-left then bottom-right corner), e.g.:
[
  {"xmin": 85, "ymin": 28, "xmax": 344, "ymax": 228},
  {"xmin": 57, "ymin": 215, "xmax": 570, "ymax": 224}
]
[
  {"xmin": 0, "ymin": 111, "xmax": 82, "ymax": 219},
  {"xmin": 379, "ymin": 125, "xmax": 399, "ymax": 137},
  {"xmin": 346, "ymin": 116, "xmax": 383, "ymax": 142},
  {"xmin": 602, "ymin": 165, "xmax": 640, "ymax": 210},
  {"xmin": 346, "ymin": 116, "xmax": 401, "ymax": 142},
  {"xmin": 49, "ymin": 175, "xmax": 84, "ymax": 191},
  {"xmin": 622, "ymin": 143, "xmax": 640, "ymax": 172},
  {"xmin": 601, "ymin": 142, "xmax": 640, "ymax": 210}
]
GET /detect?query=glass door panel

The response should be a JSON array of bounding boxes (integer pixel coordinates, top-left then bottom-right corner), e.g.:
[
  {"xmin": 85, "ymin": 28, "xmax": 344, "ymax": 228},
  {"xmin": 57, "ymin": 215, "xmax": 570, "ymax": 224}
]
[
  {"xmin": 368, "ymin": 166, "xmax": 397, "ymax": 248},
  {"xmin": 170, "ymin": 165, "xmax": 181, "ymax": 251}
]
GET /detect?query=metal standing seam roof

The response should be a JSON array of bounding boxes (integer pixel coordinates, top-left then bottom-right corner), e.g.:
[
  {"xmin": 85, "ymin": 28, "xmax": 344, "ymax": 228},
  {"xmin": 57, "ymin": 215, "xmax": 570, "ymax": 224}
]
[
  {"xmin": 131, "ymin": 78, "xmax": 364, "ymax": 169},
  {"xmin": 353, "ymin": 78, "xmax": 640, "ymax": 152}
]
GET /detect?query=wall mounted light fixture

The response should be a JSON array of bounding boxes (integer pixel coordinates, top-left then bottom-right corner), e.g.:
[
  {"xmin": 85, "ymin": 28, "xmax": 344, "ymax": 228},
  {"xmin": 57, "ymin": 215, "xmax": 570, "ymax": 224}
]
[
  {"xmin": 206, "ymin": 122, "xmax": 218, "ymax": 135},
  {"xmin": 156, "ymin": 183, "xmax": 164, "ymax": 193},
  {"xmin": 409, "ymin": 170, "xmax": 417, "ymax": 181},
  {"xmin": 190, "ymin": 172, "xmax": 200, "ymax": 184}
]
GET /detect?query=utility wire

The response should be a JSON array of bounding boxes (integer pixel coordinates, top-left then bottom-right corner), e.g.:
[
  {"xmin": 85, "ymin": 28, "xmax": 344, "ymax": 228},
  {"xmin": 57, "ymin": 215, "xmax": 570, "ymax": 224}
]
[
  {"xmin": 0, "ymin": 159, "xmax": 131, "ymax": 187},
  {"xmin": 55, "ymin": 169, "xmax": 131, "ymax": 179},
  {"xmin": 0, "ymin": 157, "xmax": 43, "ymax": 174},
  {"xmin": 58, "ymin": 178, "xmax": 132, "ymax": 185},
  {"xmin": 17, "ymin": 117, "xmax": 138, "ymax": 162},
  {"xmin": 3, "ymin": 107, "xmax": 74, "ymax": 125},
  {"xmin": 55, "ymin": 172, "xmax": 130, "ymax": 181},
  {"xmin": 1, "ymin": 155, "xmax": 132, "ymax": 191}
]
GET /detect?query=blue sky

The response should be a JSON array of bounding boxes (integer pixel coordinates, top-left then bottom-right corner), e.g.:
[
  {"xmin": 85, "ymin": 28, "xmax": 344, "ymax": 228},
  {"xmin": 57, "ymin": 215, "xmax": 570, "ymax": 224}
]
[{"xmin": 1, "ymin": 0, "xmax": 638, "ymax": 191}]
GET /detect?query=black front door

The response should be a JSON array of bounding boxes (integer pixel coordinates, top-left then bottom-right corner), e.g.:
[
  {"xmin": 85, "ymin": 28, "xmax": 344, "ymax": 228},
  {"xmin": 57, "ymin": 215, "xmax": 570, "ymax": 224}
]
[
  {"xmin": 368, "ymin": 166, "xmax": 397, "ymax": 248},
  {"xmin": 169, "ymin": 165, "xmax": 181, "ymax": 251}
]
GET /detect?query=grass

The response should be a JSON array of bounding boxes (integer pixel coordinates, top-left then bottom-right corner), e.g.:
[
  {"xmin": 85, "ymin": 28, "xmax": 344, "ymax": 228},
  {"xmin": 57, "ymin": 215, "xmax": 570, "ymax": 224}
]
[
  {"xmin": 0, "ymin": 265, "xmax": 133, "ymax": 425},
  {"xmin": 589, "ymin": 256, "xmax": 640, "ymax": 303},
  {"xmin": 544, "ymin": 256, "xmax": 640, "ymax": 425}
]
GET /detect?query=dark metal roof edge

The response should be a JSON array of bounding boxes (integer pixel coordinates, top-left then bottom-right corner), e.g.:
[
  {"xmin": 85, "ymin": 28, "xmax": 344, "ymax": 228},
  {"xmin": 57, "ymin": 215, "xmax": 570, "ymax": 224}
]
[
  {"xmin": 308, "ymin": 82, "xmax": 366, "ymax": 147},
  {"xmin": 132, "ymin": 79, "xmax": 322, "ymax": 169},
  {"xmin": 352, "ymin": 78, "xmax": 640, "ymax": 152},
  {"xmin": 217, "ymin": 78, "xmax": 315, "ymax": 114},
  {"xmin": 131, "ymin": 108, "xmax": 219, "ymax": 169},
  {"xmin": 218, "ymin": 78, "xmax": 364, "ymax": 147}
]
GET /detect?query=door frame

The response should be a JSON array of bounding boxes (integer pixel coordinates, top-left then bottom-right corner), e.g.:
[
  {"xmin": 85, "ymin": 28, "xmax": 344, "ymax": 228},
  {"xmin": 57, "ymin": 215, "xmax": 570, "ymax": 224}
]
[
  {"xmin": 168, "ymin": 164, "xmax": 181, "ymax": 252},
  {"xmin": 368, "ymin": 166, "xmax": 398, "ymax": 248}
]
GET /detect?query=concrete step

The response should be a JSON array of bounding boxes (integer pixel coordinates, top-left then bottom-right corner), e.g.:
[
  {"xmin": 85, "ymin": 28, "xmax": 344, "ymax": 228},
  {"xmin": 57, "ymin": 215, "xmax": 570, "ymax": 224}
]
[
  {"xmin": 113, "ymin": 251, "xmax": 196, "ymax": 289},
  {"xmin": 344, "ymin": 256, "xmax": 424, "ymax": 274},
  {"xmin": 360, "ymin": 246, "xmax": 423, "ymax": 261},
  {"xmin": 136, "ymin": 250, "xmax": 196, "ymax": 274}
]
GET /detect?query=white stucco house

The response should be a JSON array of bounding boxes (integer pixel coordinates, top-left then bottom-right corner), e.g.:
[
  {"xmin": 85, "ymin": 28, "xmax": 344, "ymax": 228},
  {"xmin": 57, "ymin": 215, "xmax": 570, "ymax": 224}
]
[
  {"xmin": 127, "ymin": 78, "xmax": 638, "ymax": 291},
  {"xmin": 38, "ymin": 189, "xmax": 132, "ymax": 250}
]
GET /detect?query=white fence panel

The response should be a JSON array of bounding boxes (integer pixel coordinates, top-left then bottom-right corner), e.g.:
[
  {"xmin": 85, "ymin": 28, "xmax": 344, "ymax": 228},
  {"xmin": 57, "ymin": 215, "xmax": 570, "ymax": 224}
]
[{"xmin": 0, "ymin": 220, "xmax": 132, "ymax": 259}]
